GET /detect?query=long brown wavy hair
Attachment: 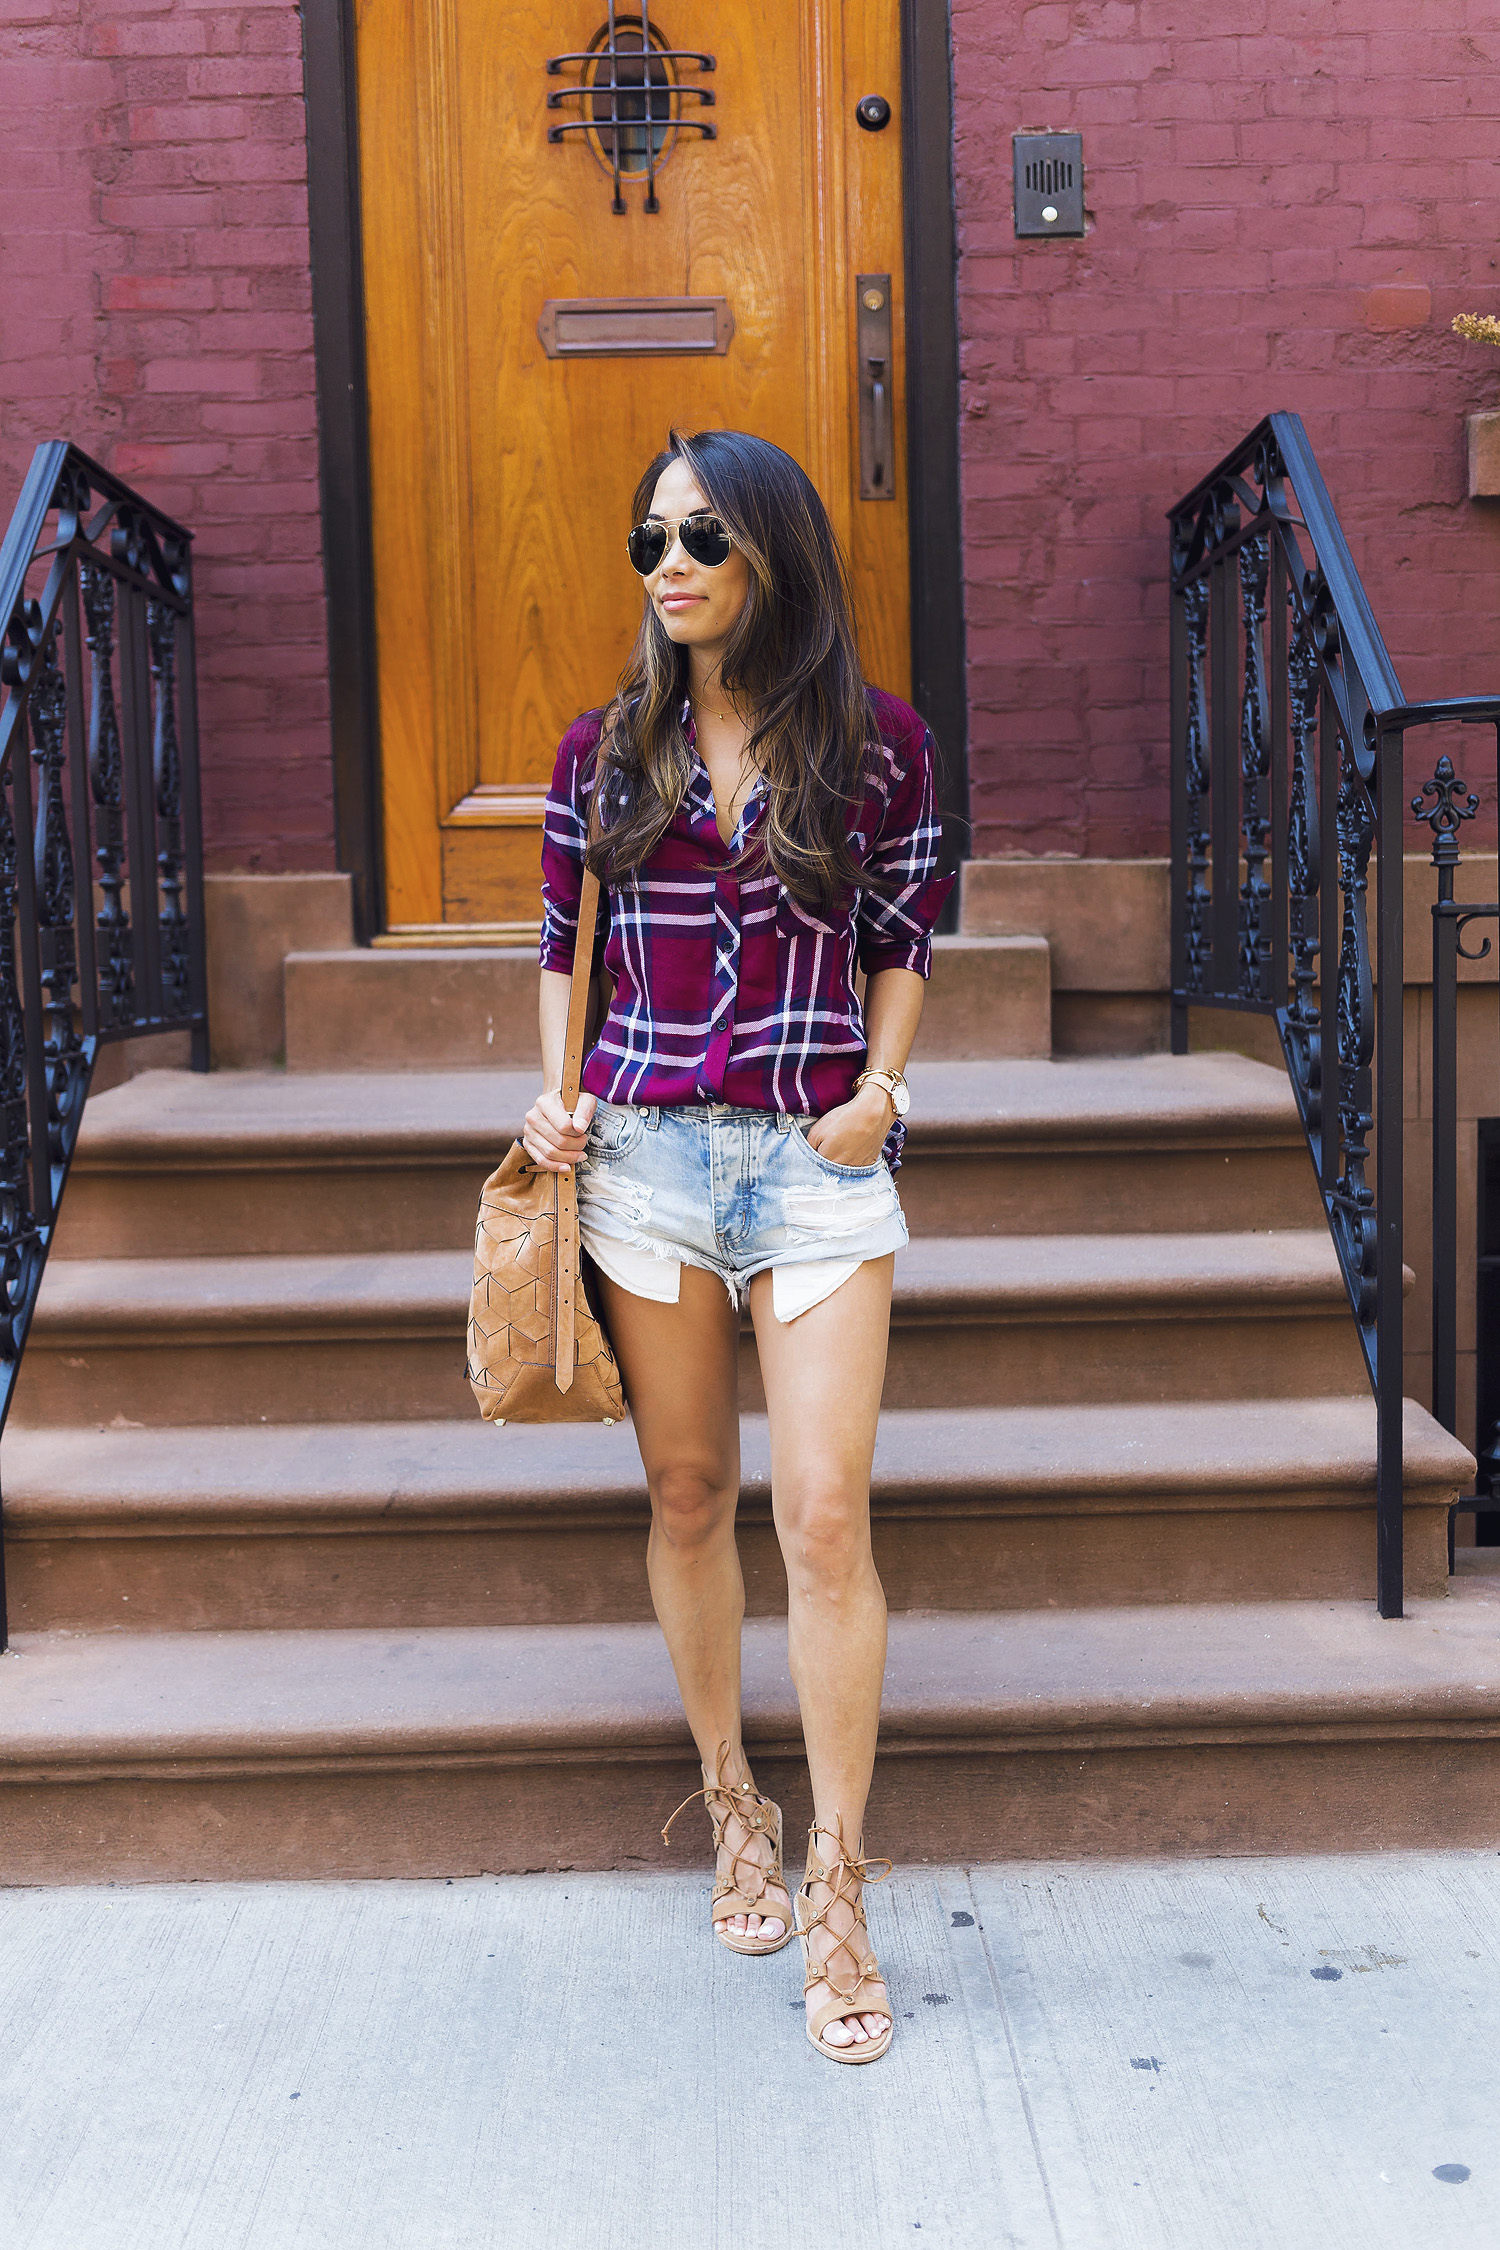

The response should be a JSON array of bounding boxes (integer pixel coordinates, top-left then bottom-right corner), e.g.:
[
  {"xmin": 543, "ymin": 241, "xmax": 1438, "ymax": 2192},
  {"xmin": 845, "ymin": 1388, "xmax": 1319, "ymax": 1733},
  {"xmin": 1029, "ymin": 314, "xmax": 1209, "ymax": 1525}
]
[{"xmin": 585, "ymin": 428, "xmax": 881, "ymax": 914}]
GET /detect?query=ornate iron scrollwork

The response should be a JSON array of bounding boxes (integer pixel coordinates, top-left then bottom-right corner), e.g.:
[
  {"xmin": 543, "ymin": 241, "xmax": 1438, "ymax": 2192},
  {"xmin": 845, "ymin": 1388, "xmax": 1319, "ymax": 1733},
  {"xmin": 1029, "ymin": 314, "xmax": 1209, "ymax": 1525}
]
[
  {"xmin": 0, "ymin": 437, "xmax": 209, "ymax": 1644},
  {"xmin": 1169, "ymin": 427, "xmax": 1388, "ymax": 1357},
  {"xmin": 81, "ymin": 563, "xmax": 133, "ymax": 1027},
  {"xmin": 1412, "ymin": 753, "xmax": 1493, "ymax": 964},
  {"xmin": 0, "ymin": 748, "xmax": 38, "ymax": 1366},
  {"xmin": 1237, "ymin": 535, "xmax": 1271, "ymax": 1001},
  {"xmin": 28, "ymin": 629, "xmax": 83, "ymax": 1167},
  {"xmin": 546, "ymin": 6, "xmax": 716, "ymax": 215},
  {"xmin": 1329, "ymin": 732, "xmax": 1377, "ymax": 1324},
  {"xmin": 1181, "ymin": 577, "xmax": 1211, "ymax": 995},
  {"xmin": 1166, "ymin": 409, "xmax": 1500, "ymax": 1620},
  {"xmin": 1412, "ymin": 753, "xmax": 1480, "ymax": 859},
  {"xmin": 1283, "ymin": 605, "xmax": 1321, "ymax": 1131},
  {"xmin": 149, "ymin": 600, "xmax": 191, "ymax": 1018}
]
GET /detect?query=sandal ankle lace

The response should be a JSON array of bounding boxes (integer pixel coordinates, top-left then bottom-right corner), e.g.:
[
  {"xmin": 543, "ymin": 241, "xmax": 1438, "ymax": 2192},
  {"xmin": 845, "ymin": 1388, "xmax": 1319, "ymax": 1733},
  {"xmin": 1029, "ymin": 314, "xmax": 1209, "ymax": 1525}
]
[{"xmin": 660, "ymin": 1741, "xmax": 789, "ymax": 1922}]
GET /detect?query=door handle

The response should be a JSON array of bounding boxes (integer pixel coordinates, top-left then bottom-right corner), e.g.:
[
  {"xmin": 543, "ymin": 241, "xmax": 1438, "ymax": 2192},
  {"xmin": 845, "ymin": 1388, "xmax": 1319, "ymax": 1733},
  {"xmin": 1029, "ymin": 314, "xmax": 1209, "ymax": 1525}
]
[
  {"xmin": 856, "ymin": 274, "xmax": 894, "ymax": 501},
  {"xmin": 870, "ymin": 360, "xmax": 888, "ymax": 489}
]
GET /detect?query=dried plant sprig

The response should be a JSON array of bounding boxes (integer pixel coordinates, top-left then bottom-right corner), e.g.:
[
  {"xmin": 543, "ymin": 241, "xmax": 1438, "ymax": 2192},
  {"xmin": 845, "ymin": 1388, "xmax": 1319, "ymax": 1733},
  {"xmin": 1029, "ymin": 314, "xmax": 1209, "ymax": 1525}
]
[{"xmin": 1453, "ymin": 313, "xmax": 1500, "ymax": 350}]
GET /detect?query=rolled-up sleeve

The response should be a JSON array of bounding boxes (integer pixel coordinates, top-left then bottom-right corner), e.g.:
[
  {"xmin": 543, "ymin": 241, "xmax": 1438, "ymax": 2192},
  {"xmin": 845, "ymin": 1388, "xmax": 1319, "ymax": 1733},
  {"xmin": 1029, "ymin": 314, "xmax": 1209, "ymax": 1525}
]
[
  {"xmin": 855, "ymin": 723, "xmax": 954, "ymax": 978},
  {"xmin": 539, "ymin": 716, "xmax": 605, "ymax": 974}
]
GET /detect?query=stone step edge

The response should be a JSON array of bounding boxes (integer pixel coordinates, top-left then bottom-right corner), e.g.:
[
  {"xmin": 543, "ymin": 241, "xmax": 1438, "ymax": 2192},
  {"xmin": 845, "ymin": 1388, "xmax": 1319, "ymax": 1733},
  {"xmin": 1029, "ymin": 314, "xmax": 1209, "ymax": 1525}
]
[
  {"xmin": 1, "ymin": 1399, "xmax": 1474, "ymax": 1534},
  {"xmin": 31, "ymin": 1233, "xmax": 1358, "ymax": 1343},
  {"xmin": 290, "ymin": 936, "xmax": 1050, "ymax": 965},
  {"xmin": 3, "ymin": 1594, "xmax": 1500, "ymax": 1779},
  {"xmin": 71, "ymin": 1056, "xmax": 1307, "ymax": 1170}
]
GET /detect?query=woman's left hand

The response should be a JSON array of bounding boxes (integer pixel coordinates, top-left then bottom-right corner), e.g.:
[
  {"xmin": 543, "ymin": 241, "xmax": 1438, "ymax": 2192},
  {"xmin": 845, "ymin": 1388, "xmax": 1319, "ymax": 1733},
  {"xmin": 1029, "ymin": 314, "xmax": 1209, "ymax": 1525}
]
[{"xmin": 805, "ymin": 1083, "xmax": 893, "ymax": 1168}]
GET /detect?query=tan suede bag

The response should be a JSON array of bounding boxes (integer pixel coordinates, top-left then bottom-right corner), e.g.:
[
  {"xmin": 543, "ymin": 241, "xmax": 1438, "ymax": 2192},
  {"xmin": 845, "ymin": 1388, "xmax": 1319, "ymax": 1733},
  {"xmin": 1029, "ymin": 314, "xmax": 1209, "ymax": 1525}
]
[{"xmin": 466, "ymin": 868, "xmax": 626, "ymax": 1425}]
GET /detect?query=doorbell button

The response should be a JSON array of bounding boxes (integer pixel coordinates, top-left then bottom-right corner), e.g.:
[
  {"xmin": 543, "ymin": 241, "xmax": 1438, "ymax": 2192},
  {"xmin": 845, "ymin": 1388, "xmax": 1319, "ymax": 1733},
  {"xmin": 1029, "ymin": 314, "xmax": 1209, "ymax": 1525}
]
[{"xmin": 855, "ymin": 95, "xmax": 892, "ymax": 132}]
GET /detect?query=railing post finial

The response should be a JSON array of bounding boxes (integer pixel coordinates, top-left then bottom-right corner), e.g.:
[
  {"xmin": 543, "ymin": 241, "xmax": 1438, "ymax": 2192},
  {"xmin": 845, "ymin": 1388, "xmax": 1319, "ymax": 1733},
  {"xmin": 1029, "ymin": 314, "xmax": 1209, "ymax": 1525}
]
[{"xmin": 1412, "ymin": 753, "xmax": 1479, "ymax": 870}]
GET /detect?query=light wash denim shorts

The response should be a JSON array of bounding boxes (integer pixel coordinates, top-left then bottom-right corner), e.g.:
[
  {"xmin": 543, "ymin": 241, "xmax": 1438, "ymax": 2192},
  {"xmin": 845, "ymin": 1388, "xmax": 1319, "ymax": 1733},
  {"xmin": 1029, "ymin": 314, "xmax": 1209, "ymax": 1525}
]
[{"xmin": 577, "ymin": 1102, "xmax": 909, "ymax": 1317}]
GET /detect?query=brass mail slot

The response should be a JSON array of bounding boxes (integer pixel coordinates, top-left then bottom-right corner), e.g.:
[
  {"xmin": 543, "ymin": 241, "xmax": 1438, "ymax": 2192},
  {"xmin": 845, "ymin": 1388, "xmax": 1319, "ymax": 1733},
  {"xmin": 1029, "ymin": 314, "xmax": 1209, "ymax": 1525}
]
[{"xmin": 537, "ymin": 297, "xmax": 735, "ymax": 358}]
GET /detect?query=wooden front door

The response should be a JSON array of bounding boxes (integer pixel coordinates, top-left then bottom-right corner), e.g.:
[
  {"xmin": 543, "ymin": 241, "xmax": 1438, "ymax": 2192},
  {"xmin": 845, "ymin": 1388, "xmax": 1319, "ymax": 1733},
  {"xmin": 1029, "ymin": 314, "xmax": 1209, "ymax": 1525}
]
[{"xmin": 356, "ymin": 0, "xmax": 910, "ymax": 937}]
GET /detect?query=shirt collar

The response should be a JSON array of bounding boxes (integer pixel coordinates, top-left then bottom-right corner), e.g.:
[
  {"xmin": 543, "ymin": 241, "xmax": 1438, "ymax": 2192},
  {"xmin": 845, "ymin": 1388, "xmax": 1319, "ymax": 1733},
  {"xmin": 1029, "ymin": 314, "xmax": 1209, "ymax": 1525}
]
[{"xmin": 680, "ymin": 697, "xmax": 766, "ymax": 853}]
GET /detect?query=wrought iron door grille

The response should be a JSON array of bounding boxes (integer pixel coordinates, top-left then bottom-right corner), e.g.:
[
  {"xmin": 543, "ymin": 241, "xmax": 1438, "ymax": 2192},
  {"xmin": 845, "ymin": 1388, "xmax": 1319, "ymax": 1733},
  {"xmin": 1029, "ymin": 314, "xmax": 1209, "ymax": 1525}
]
[{"xmin": 546, "ymin": 5, "xmax": 715, "ymax": 215}]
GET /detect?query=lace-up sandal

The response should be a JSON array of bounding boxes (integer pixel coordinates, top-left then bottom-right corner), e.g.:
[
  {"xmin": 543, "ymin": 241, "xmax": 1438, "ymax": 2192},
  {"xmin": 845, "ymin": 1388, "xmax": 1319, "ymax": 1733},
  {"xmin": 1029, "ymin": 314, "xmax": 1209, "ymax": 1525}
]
[
  {"xmin": 661, "ymin": 1741, "xmax": 794, "ymax": 1957},
  {"xmin": 795, "ymin": 1814, "xmax": 894, "ymax": 2064}
]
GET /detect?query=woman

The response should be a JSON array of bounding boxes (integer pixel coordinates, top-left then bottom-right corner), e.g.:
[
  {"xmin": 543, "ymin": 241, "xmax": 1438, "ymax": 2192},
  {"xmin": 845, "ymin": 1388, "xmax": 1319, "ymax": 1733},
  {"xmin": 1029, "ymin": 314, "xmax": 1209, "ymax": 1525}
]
[{"xmin": 523, "ymin": 428, "xmax": 951, "ymax": 2064}]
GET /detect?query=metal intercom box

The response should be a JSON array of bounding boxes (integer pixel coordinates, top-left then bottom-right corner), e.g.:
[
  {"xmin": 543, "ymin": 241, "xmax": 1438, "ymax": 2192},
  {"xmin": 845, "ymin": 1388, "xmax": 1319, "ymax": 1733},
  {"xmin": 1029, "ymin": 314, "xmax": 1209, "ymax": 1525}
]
[{"xmin": 1013, "ymin": 132, "xmax": 1085, "ymax": 238}]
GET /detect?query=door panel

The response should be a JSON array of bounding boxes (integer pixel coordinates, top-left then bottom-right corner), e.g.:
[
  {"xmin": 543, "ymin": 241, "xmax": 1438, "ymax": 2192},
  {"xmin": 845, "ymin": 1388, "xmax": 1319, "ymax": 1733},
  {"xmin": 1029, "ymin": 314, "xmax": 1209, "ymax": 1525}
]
[{"xmin": 356, "ymin": 0, "xmax": 909, "ymax": 936}]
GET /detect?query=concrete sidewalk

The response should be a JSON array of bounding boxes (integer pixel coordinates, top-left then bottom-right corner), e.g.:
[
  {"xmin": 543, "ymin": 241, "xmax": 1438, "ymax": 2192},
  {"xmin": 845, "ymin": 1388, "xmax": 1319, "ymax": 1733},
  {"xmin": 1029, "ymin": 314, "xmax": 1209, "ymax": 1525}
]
[{"xmin": 0, "ymin": 1851, "xmax": 1493, "ymax": 2250}]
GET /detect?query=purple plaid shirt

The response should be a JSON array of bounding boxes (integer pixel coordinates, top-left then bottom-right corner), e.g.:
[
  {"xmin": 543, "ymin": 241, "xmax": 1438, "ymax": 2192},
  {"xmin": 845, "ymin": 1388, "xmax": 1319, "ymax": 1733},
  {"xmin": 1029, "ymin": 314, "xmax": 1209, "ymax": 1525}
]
[{"xmin": 538, "ymin": 689, "xmax": 952, "ymax": 1132}]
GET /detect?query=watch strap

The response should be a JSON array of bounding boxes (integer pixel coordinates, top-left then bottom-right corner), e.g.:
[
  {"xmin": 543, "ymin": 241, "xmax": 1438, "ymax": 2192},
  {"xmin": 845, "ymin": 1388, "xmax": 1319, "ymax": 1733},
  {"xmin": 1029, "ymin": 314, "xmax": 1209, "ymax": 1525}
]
[{"xmin": 854, "ymin": 1067, "xmax": 908, "ymax": 1110}]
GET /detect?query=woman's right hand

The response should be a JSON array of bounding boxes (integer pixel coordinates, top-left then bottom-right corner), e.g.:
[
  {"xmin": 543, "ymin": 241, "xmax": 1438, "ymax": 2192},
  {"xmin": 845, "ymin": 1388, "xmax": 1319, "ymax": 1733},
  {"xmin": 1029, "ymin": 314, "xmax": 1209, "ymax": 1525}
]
[{"xmin": 523, "ymin": 1087, "xmax": 597, "ymax": 1172}]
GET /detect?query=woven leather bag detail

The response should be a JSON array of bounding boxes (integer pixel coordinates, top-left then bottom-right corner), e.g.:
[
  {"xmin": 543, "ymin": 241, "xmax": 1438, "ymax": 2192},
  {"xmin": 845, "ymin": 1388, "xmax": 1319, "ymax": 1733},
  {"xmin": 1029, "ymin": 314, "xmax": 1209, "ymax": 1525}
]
[
  {"xmin": 465, "ymin": 863, "xmax": 624, "ymax": 1426},
  {"xmin": 466, "ymin": 1138, "xmax": 625, "ymax": 1424}
]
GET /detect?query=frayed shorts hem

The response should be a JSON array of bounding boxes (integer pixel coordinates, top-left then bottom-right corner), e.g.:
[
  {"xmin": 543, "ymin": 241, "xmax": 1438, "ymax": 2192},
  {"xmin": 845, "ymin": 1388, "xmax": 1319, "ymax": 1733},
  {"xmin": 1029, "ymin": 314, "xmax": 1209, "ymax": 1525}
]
[
  {"xmin": 576, "ymin": 1099, "xmax": 909, "ymax": 1321},
  {"xmin": 581, "ymin": 1220, "xmax": 904, "ymax": 1322}
]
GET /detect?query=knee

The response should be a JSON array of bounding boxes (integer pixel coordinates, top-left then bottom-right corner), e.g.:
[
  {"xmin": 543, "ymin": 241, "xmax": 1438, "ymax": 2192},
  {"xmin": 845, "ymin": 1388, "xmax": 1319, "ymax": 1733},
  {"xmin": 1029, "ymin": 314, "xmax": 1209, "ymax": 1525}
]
[
  {"xmin": 780, "ymin": 1483, "xmax": 870, "ymax": 1596},
  {"xmin": 651, "ymin": 1461, "xmax": 735, "ymax": 1552}
]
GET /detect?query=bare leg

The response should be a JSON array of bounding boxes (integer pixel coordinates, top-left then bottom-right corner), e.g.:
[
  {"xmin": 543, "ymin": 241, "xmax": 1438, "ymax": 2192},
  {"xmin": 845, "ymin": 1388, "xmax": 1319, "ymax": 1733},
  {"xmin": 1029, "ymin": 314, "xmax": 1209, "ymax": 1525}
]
[
  {"xmin": 601, "ymin": 1264, "xmax": 790, "ymax": 1941},
  {"xmin": 749, "ymin": 1254, "xmax": 894, "ymax": 2047}
]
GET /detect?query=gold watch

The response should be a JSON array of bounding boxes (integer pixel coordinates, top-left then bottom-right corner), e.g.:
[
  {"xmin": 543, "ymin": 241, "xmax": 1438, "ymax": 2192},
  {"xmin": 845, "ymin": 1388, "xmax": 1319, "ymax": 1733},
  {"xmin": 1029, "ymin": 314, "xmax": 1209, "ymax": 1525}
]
[{"xmin": 854, "ymin": 1067, "xmax": 910, "ymax": 1118}]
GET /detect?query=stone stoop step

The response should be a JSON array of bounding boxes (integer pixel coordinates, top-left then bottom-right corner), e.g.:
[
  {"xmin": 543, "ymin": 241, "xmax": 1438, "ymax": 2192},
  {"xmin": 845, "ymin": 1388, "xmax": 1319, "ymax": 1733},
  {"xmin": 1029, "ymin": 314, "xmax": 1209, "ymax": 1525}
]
[
  {"xmin": 4, "ymin": 1043, "xmax": 1478, "ymax": 1882},
  {"xmin": 1, "ymin": 1399, "xmax": 1471, "ymax": 1630},
  {"xmin": 2, "ymin": 1588, "xmax": 1500, "ymax": 1884},
  {"xmin": 55, "ymin": 1053, "xmax": 1324, "ymax": 1258},
  {"xmin": 282, "ymin": 934, "xmax": 1052, "ymax": 1073},
  {"xmin": 17, "ymin": 1230, "xmax": 1373, "ymax": 1426}
]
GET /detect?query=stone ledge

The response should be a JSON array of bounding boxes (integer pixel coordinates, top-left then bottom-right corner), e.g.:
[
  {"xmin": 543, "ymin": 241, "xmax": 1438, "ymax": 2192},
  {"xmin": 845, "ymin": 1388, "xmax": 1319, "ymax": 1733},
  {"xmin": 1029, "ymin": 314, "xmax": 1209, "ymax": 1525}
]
[
  {"xmin": 959, "ymin": 854, "xmax": 1500, "ymax": 994},
  {"xmin": 283, "ymin": 934, "xmax": 1053, "ymax": 1071},
  {"xmin": 961, "ymin": 857, "xmax": 1169, "ymax": 989},
  {"xmin": 206, "ymin": 871, "xmax": 354, "ymax": 1068}
]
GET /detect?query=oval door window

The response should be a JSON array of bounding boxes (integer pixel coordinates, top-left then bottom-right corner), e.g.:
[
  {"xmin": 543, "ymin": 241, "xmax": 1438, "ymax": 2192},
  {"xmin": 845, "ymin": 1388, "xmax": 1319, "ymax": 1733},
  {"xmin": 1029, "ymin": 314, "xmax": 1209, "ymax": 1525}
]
[
  {"xmin": 585, "ymin": 18, "xmax": 674, "ymax": 182},
  {"xmin": 546, "ymin": 21, "xmax": 715, "ymax": 213}
]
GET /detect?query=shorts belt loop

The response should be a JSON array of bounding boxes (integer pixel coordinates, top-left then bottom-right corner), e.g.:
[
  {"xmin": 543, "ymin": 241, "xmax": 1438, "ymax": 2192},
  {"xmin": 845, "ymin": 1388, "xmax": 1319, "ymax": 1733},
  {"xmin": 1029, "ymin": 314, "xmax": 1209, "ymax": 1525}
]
[{"xmin": 644, "ymin": 1106, "xmax": 660, "ymax": 1130}]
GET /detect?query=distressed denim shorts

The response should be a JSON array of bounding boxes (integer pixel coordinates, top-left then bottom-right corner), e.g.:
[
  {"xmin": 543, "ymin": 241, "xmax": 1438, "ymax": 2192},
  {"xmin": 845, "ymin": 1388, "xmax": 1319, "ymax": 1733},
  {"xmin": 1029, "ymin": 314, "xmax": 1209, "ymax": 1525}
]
[{"xmin": 577, "ymin": 1101, "xmax": 909, "ymax": 1320}]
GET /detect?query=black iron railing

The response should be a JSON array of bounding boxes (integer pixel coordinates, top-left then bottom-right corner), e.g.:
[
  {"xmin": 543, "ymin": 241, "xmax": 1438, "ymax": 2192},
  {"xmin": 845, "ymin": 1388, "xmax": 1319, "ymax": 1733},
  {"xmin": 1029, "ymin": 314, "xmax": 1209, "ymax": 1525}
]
[
  {"xmin": 0, "ymin": 442, "xmax": 208, "ymax": 1637},
  {"xmin": 1168, "ymin": 413, "xmax": 1500, "ymax": 1619}
]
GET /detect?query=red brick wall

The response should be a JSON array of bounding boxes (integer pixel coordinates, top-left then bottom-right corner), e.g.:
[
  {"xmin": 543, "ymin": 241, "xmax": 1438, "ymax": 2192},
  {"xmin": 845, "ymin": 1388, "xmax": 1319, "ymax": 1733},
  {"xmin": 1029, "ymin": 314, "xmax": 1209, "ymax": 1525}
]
[
  {"xmin": 0, "ymin": 0, "xmax": 332, "ymax": 872},
  {"xmin": 8, "ymin": 2, "xmax": 1498, "ymax": 876},
  {"xmin": 951, "ymin": 0, "xmax": 1500, "ymax": 859}
]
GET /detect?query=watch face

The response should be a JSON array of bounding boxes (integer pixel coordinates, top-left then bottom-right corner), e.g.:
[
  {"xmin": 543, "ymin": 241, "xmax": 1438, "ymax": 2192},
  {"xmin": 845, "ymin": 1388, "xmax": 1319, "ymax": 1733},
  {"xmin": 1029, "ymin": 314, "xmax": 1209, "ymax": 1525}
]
[{"xmin": 891, "ymin": 1081, "xmax": 911, "ymax": 1116}]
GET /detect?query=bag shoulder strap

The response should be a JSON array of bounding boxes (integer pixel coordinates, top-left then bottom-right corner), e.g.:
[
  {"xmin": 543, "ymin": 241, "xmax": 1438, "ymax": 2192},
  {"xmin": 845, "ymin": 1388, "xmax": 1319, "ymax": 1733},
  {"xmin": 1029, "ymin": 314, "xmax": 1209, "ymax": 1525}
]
[
  {"xmin": 560, "ymin": 867, "xmax": 600, "ymax": 1111},
  {"xmin": 552, "ymin": 864, "xmax": 600, "ymax": 1395}
]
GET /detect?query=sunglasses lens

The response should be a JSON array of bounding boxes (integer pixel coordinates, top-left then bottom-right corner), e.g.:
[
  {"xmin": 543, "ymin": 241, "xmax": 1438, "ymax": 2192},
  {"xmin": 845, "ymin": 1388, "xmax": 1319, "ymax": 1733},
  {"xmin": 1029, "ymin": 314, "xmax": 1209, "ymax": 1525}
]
[
  {"xmin": 627, "ymin": 522, "xmax": 669, "ymax": 575},
  {"xmin": 680, "ymin": 515, "xmax": 733, "ymax": 567}
]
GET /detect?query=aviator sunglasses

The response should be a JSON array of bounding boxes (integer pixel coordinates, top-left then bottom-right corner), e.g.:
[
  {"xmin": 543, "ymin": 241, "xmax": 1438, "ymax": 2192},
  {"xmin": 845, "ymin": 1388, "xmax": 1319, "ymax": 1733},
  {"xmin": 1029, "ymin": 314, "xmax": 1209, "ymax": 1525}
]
[{"xmin": 626, "ymin": 511, "xmax": 735, "ymax": 576}]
